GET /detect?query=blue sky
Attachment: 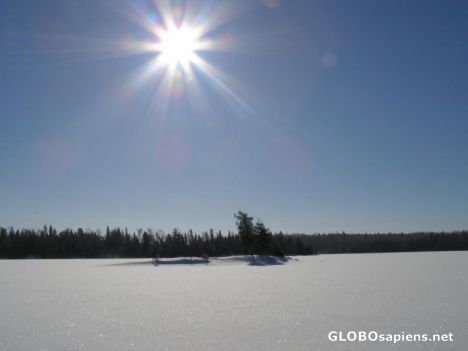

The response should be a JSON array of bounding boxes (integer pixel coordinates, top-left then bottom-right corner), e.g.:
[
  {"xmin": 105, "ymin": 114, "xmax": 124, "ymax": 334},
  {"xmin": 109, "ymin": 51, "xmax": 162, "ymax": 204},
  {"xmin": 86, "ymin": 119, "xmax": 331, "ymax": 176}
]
[{"xmin": 0, "ymin": 0, "xmax": 467, "ymax": 233}]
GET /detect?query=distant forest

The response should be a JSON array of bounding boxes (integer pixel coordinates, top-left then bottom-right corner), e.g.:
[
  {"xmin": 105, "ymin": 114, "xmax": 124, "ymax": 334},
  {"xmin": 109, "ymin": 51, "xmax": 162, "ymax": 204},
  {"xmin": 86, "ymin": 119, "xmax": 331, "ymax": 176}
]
[{"xmin": 1, "ymin": 211, "xmax": 467, "ymax": 259}]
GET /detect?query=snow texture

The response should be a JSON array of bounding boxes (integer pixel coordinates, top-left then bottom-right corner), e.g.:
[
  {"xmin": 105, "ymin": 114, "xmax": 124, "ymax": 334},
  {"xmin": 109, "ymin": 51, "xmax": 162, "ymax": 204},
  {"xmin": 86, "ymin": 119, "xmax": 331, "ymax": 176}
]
[{"xmin": 0, "ymin": 252, "xmax": 467, "ymax": 350}]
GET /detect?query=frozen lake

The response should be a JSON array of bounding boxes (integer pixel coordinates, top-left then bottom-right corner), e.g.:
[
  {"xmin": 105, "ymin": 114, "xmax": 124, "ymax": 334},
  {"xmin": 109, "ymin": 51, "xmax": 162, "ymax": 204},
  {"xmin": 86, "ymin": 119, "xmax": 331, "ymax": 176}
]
[{"xmin": 0, "ymin": 252, "xmax": 467, "ymax": 350}]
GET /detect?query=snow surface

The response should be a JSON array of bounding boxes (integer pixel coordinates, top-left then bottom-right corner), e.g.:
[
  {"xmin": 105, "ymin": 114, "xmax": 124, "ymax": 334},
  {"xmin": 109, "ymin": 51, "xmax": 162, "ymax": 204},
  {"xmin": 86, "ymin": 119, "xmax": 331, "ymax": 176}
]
[{"xmin": 0, "ymin": 252, "xmax": 467, "ymax": 351}]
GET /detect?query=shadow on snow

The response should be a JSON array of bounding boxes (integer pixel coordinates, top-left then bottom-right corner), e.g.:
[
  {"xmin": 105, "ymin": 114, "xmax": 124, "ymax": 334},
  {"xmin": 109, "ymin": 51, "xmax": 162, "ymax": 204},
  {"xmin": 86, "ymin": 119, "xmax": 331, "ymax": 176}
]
[{"xmin": 98, "ymin": 255, "xmax": 296, "ymax": 267}]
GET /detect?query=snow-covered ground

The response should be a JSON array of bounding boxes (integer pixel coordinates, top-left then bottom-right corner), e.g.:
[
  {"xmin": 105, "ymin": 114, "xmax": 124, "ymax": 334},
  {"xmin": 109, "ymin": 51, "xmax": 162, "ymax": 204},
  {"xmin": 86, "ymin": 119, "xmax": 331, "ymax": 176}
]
[{"xmin": 0, "ymin": 252, "xmax": 467, "ymax": 351}]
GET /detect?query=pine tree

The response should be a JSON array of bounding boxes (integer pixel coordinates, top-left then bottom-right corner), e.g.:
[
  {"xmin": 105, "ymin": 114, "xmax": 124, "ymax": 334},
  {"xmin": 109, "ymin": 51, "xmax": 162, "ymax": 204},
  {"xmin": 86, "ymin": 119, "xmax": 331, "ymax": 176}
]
[{"xmin": 234, "ymin": 211, "xmax": 255, "ymax": 255}]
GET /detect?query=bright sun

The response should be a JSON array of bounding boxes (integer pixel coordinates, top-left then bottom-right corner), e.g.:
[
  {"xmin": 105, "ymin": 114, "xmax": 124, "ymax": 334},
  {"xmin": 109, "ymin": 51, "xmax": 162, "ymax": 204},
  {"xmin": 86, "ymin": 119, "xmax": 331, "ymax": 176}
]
[
  {"xmin": 119, "ymin": 2, "xmax": 251, "ymax": 129},
  {"xmin": 158, "ymin": 27, "xmax": 199, "ymax": 65}
]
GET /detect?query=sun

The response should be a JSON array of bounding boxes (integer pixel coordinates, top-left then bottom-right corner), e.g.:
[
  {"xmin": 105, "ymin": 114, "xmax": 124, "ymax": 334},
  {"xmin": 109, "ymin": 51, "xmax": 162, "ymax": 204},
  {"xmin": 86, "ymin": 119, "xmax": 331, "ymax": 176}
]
[
  {"xmin": 122, "ymin": 2, "xmax": 251, "ymax": 117},
  {"xmin": 158, "ymin": 26, "xmax": 200, "ymax": 65}
]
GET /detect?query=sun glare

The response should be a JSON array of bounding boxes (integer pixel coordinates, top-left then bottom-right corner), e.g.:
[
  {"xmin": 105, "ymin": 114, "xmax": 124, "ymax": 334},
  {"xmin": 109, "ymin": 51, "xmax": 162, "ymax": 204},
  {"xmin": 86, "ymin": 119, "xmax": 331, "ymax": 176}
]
[
  {"xmin": 121, "ymin": 1, "xmax": 252, "ymax": 120},
  {"xmin": 158, "ymin": 27, "xmax": 199, "ymax": 65}
]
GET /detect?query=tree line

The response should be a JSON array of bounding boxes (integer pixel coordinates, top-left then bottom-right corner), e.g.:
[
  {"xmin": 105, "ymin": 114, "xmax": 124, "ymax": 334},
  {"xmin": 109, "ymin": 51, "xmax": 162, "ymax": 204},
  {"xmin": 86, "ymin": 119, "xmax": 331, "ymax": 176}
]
[{"xmin": 0, "ymin": 211, "xmax": 467, "ymax": 258}]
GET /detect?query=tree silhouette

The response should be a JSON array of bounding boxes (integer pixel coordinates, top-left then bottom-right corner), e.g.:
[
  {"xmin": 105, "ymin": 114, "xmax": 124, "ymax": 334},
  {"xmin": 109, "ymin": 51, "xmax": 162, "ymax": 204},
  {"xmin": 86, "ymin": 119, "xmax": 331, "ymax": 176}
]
[
  {"xmin": 234, "ymin": 211, "xmax": 255, "ymax": 254},
  {"xmin": 0, "ymin": 212, "xmax": 466, "ymax": 259},
  {"xmin": 253, "ymin": 220, "xmax": 272, "ymax": 254}
]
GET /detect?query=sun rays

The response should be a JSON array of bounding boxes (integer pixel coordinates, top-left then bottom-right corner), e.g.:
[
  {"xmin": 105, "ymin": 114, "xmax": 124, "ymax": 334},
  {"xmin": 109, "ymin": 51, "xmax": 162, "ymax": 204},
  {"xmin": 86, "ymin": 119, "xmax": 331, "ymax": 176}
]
[{"xmin": 120, "ymin": 0, "xmax": 252, "ymax": 124}]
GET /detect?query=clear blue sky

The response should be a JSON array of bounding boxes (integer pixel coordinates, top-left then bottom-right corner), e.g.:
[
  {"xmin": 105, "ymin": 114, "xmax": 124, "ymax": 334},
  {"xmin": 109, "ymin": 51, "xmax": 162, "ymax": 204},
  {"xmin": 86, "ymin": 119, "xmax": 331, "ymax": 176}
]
[{"xmin": 1, "ymin": 0, "xmax": 467, "ymax": 233}]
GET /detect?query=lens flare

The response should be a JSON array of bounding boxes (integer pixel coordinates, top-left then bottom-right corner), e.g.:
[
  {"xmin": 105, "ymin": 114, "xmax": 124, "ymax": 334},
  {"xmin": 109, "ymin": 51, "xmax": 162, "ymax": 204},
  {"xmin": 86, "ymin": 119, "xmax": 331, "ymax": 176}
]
[{"xmin": 120, "ymin": 1, "xmax": 253, "ymax": 117}]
